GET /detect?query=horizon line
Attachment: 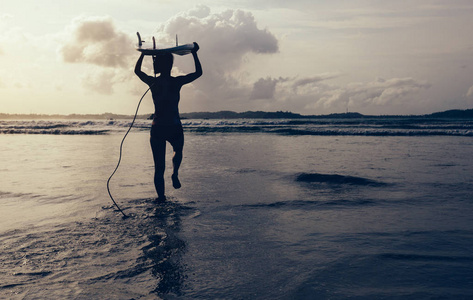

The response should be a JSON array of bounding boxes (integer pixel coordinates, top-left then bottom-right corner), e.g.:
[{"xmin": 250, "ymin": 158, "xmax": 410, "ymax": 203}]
[{"xmin": 0, "ymin": 108, "xmax": 472, "ymax": 119}]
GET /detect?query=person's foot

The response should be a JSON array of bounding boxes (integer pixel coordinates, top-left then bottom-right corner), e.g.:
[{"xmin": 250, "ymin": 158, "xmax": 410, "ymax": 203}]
[
  {"xmin": 155, "ymin": 195, "xmax": 166, "ymax": 203},
  {"xmin": 172, "ymin": 174, "xmax": 181, "ymax": 189}
]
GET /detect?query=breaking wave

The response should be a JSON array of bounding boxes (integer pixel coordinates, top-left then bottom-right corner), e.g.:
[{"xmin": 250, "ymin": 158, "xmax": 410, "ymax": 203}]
[
  {"xmin": 183, "ymin": 118, "xmax": 473, "ymax": 136},
  {"xmin": 1, "ymin": 118, "xmax": 472, "ymax": 136}
]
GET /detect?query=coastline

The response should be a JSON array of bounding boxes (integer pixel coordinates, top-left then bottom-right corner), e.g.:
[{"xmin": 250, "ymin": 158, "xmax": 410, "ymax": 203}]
[{"xmin": 1, "ymin": 108, "xmax": 472, "ymax": 120}]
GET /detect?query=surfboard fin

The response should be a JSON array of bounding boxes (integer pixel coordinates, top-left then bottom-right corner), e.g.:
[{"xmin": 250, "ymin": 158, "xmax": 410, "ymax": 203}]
[{"xmin": 136, "ymin": 32, "xmax": 144, "ymax": 48}]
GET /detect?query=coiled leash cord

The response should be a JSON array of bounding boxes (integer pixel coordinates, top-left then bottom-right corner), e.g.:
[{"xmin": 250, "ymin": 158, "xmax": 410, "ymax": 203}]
[{"xmin": 106, "ymin": 86, "xmax": 152, "ymax": 218}]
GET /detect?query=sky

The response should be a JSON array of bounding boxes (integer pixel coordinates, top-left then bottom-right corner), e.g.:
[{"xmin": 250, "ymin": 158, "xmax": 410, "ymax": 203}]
[{"xmin": 1, "ymin": 0, "xmax": 473, "ymax": 115}]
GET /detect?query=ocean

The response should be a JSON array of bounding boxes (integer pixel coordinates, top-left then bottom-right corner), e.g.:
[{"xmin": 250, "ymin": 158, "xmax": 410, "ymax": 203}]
[{"xmin": 1, "ymin": 117, "xmax": 472, "ymax": 299}]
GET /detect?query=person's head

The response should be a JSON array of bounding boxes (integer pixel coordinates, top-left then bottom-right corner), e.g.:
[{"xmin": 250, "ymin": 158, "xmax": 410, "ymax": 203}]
[{"xmin": 153, "ymin": 53, "xmax": 174, "ymax": 75}]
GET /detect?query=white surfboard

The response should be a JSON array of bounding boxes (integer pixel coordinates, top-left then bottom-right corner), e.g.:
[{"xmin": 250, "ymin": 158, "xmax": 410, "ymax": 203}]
[{"xmin": 136, "ymin": 32, "xmax": 194, "ymax": 56}]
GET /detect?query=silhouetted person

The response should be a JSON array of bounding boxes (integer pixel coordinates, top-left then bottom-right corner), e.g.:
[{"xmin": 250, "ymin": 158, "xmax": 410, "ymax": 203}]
[{"xmin": 135, "ymin": 42, "xmax": 202, "ymax": 201}]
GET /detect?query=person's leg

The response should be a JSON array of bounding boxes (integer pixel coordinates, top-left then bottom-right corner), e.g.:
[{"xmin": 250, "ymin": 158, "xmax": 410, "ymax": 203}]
[
  {"xmin": 150, "ymin": 136, "xmax": 166, "ymax": 200},
  {"xmin": 170, "ymin": 128, "xmax": 184, "ymax": 189}
]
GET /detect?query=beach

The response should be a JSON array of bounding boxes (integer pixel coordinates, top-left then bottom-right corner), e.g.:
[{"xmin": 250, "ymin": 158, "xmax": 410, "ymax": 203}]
[{"xmin": 1, "ymin": 118, "xmax": 473, "ymax": 299}]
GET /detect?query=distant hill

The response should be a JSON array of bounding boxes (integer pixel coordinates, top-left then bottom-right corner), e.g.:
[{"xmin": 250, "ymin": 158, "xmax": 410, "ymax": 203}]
[
  {"xmin": 183, "ymin": 109, "xmax": 473, "ymax": 119},
  {"xmin": 181, "ymin": 111, "xmax": 365, "ymax": 119},
  {"xmin": 309, "ymin": 112, "xmax": 365, "ymax": 119},
  {"xmin": 180, "ymin": 111, "xmax": 304, "ymax": 119},
  {"xmin": 427, "ymin": 109, "xmax": 473, "ymax": 119}
]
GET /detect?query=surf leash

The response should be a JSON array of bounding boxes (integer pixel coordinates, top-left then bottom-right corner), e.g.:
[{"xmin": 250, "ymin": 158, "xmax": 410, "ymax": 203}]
[{"xmin": 106, "ymin": 86, "xmax": 152, "ymax": 218}]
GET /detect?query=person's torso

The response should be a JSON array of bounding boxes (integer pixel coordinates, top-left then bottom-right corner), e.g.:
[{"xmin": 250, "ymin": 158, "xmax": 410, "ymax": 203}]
[{"xmin": 150, "ymin": 76, "xmax": 182, "ymax": 125}]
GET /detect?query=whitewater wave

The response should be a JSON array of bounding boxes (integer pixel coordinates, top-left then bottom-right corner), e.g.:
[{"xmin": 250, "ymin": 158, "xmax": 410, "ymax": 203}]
[{"xmin": 1, "ymin": 118, "xmax": 472, "ymax": 136}]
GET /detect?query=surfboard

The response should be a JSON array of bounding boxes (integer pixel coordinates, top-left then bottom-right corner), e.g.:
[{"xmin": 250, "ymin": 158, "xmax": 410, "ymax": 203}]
[{"xmin": 136, "ymin": 32, "xmax": 194, "ymax": 56}]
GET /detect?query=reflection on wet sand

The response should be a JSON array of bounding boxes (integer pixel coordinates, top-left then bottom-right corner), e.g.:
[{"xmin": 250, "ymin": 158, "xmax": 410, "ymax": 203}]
[{"xmin": 142, "ymin": 200, "xmax": 189, "ymax": 297}]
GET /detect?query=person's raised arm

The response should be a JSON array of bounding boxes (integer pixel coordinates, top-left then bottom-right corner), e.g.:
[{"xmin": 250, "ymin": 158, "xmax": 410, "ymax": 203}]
[
  {"xmin": 180, "ymin": 42, "xmax": 203, "ymax": 85},
  {"xmin": 192, "ymin": 42, "xmax": 202, "ymax": 77},
  {"xmin": 134, "ymin": 52, "xmax": 149, "ymax": 83}
]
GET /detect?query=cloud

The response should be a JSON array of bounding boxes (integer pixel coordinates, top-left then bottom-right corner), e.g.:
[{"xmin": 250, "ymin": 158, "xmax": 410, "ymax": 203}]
[
  {"xmin": 58, "ymin": 16, "xmax": 137, "ymax": 94},
  {"xmin": 187, "ymin": 4, "xmax": 211, "ymax": 18},
  {"xmin": 292, "ymin": 73, "xmax": 341, "ymax": 90},
  {"xmin": 250, "ymin": 77, "xmax": 287, "ymax": 100},
  {"xmin": 80, "ymin": 68, "xmax": 125, "ymax": 95},
  {"xmin": 1, "ymin": 13, "xmax": 13, "ymax": 20},
  {"xmin": 158, "ymin": 5, "xmax": 279, "ymax": 75},
  {"xmin": 54, "ymin": 8, "xmax": 433, "ymax": 114},
  {"xmin": 240, "ymin": 75, "xmax": 430, "ymax": 114},
  {"xmin": 55, "ymin": 7, "xmax": 431, "ymax": 114},
  {"xmin": 57, "ymin": 7, "xmax": 280, "ymax": 100},
  {"xmin": 359, "ymin": 77, "xmax": 431, "ymax": 105},
  {"xmin": 159, "ymin": 5, "xmax": 278, "ymax": 63},
  {"xmin": 303, "ymin": 77, "xmax": 431, "ymax": 113},
  {"xmin": 156, "ymin": 5, "xmax": 279, "ymax": 109},
  {"xmin": 59, "ymin": 16, "xmax": 134, "ymax": 68}
]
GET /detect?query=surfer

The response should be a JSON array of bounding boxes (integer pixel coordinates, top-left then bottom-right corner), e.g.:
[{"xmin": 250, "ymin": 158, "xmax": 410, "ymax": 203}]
[{"xmin": 135, "ymin": 42, "xmax": 202, "ymax": 201}]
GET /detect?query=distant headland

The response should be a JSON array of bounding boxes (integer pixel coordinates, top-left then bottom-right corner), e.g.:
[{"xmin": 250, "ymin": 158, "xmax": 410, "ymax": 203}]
[
  {"xmin": 179, "ymin": 109, "xmax": 472, "ymax": 119},
  {"xmin": 1, "ymin": 109, "xmax": 472, "ymax": 120}
]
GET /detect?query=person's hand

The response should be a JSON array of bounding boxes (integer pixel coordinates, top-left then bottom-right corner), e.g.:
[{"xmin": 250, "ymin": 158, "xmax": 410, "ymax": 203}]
[{"xmin": 192, "ymin": 42, "xmax": 200, "ymax": 53}]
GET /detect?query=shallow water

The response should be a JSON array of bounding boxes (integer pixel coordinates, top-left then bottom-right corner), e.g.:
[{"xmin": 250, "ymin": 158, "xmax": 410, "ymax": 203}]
[{"xmin": 1, "ymin": 120, "xmax": 473, "ymax": 299}]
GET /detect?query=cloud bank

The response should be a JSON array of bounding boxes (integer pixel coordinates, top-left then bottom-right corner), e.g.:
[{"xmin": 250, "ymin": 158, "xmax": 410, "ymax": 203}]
[
  {"xmin": 56, "ymin": 6, "xmax": 432, "ymax": 114},
  {"xmin": 58, "ymin": 6, "xmax": 280, "ymax": 107},
  {"xmin": 268, "ymin": 76, "xmax": 431, "ymax": 113},
  {"xmin": 315, "ymin": 77, "xmax": 431, "ymax": 112},
  {"xmin": 155, "ymin": 5, "xmax": 280, "ymax": 110}
]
